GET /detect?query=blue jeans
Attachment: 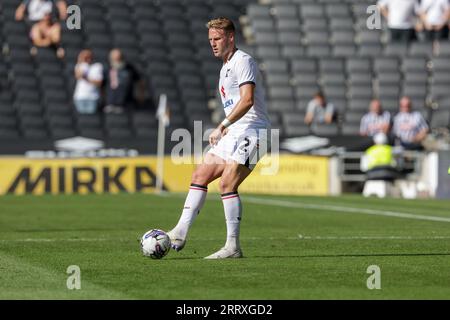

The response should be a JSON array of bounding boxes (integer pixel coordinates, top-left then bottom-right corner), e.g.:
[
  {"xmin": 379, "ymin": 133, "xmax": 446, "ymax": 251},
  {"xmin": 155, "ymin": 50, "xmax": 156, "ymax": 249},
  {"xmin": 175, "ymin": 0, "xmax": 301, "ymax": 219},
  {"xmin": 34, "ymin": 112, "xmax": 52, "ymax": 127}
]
[{"xmin": 74, "ymin": 99, "xmax": 98, "ymax": 114}]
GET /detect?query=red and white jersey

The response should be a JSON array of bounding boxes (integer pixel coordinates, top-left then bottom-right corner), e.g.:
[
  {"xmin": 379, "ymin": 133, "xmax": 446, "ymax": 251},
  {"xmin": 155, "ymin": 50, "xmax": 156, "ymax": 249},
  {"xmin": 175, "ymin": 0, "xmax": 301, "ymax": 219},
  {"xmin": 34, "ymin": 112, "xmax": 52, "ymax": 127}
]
[{"xmin": 218, "ymin": 49, "xmax": 270, "ymax": 132}]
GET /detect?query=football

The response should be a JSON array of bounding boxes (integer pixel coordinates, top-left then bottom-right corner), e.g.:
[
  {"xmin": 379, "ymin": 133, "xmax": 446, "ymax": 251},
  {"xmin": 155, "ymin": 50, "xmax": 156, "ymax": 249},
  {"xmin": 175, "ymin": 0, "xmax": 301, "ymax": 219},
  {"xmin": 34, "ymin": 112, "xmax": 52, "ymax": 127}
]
[{"xmin": 140, "ymin": 229, "xmax": 171, "ymax": 259}]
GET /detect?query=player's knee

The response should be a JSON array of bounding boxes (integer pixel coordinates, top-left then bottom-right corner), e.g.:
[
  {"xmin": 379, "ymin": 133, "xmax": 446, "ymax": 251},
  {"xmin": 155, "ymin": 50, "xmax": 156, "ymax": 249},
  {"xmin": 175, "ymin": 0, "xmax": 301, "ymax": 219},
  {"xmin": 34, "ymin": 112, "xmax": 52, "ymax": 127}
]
[
  {"xmin": 191, "ymin": 170, "xmax": 209, "ymax": 186},
  {"xmin": 219, "ymin": 178, "xmax": 235, "ymax": 193}
]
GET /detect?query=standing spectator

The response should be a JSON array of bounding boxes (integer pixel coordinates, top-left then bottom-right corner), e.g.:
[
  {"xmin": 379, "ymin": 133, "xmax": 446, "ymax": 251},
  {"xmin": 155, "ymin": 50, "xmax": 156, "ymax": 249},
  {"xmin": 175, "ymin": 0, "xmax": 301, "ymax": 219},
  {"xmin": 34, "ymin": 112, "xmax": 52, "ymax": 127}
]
[
  {"xmin": 73, "ymin": 49, "xmax": 104, "ymax": 114},
  {"xmin": 393, "ymin": 96, "xmax": 429, "ymax": 150},
  {"xmin": 378, "ymin": 0, "xmax": 419, "ymax": 43},
  {"xmin": 416, "ymin": 0, "xmax": 450, "ymax": 41},
  {"xmin": 103, "ymin": 49, "xmax": 140, "ymax": 114},
  {"xmin": 15, "ymin": 0, "xmax": 67, "ymax": 24},
  {"xmin": 304, "ymin": 91, "xmax": 335, "ymax": 125},
  {"xmin": 30, "ymin": 13, "xmax": 64, "ymax": 58},
  {"xmin": 360, "ymin": 99, "xmax": 391, "ymax": 137}
]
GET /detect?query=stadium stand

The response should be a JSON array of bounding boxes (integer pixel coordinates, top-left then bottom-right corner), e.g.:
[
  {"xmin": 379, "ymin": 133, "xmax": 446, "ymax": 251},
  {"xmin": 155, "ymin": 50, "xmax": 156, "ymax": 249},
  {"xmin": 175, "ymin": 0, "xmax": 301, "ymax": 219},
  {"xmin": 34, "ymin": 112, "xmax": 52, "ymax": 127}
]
[
  {"xmin": 244, "ymin": 0, "xmax": 450, "ymax": 139},
  {"xmin": 0, "ymin": 0, "xmax": 449, "ymax": 153}
]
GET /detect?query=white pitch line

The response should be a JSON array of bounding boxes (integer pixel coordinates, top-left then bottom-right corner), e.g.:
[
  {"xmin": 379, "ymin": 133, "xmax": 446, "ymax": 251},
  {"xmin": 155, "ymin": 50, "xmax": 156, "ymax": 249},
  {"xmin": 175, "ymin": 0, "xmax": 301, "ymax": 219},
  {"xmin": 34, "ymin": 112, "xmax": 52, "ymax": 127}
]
[
  {"xmin": 243, "ymin": 196, "xmax": 450, "ymax": 223},
  {"xmin": 296, "ymin": 235, "xmax": 450, "ymax": 240},
  {"xmin": 0, "ymin": 238, "xmax": 115, "ymax": 243},
  {"xmin": 2, "ymin": 236, "xmax": 450, "ymax": 243}
]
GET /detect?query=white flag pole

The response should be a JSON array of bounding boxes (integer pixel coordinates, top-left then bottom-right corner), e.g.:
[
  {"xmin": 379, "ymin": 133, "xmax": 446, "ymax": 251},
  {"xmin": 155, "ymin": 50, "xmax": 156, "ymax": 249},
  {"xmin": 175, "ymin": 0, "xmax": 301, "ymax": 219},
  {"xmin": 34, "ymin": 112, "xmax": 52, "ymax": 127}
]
[{"xmin": 155, "ymin": 94, "xmax": 167, "ymax": 194}]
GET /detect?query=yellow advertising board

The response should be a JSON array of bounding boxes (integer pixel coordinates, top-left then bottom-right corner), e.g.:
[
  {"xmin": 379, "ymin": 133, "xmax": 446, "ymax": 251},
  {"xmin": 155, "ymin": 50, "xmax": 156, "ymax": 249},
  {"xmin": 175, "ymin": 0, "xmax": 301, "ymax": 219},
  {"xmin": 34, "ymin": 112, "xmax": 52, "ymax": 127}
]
[
  {"xmin": 213, "ymin": 154, "xmax": 329, "ymax": 195},
  {"xmin": 0, "ymin": 155, "xmax": 329, "ymax": 196}
]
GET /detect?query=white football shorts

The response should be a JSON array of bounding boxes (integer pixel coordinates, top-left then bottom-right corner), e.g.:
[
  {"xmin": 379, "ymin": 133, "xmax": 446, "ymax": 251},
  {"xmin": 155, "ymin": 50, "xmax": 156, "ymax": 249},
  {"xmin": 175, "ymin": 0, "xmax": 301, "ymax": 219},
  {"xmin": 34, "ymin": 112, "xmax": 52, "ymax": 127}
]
[{"xmin": 207, "ymin": 128, "xmax": 269, "ymax": 170}]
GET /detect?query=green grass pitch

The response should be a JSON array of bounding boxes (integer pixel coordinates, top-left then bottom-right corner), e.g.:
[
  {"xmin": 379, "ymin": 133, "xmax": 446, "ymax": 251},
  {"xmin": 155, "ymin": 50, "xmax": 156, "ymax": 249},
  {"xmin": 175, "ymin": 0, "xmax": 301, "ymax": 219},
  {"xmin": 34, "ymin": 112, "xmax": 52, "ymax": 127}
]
[{"xmin": 1, "ymin": 193, "xmax": 450, "ymax": 299}]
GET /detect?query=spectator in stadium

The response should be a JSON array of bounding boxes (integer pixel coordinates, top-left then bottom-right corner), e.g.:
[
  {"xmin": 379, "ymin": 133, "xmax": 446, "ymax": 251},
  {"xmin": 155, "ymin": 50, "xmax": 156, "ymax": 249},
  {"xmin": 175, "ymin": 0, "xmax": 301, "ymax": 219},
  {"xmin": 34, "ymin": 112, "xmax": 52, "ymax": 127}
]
[
  {"xmin": 393, "ymin": 96, "xmax": 429, "ymax": 150},
  {"xmin": 360, "ymin": 99, "xmax": 391, "ymax": 137},
  {"xmin": 378, "ymin": 0, "xmax": 419, "ymax": 43},
  {"xmin": 29, "ymin": 13, "xmax": 65, "ymax": 58},
  {"xmin": 103, "ymin": 49, "xmax": 141, "ymax": 114},
  {"xmin": 416, "ymin": 0, "xmax": 450, "ymax": 41},
  {"xmin": 361, "ymin": 132, "xmax": 398, "ymax": 181},
  {"xmin": 304, "ymin": 91, "xmax": 335, "ymax": 126},
  {"xmin": 73, "ymin": 49, "xmax": 104, "ymax": 114},
  {"xmin": 15, "ymin": 0, "xmax": 67, "ymax": 25}
]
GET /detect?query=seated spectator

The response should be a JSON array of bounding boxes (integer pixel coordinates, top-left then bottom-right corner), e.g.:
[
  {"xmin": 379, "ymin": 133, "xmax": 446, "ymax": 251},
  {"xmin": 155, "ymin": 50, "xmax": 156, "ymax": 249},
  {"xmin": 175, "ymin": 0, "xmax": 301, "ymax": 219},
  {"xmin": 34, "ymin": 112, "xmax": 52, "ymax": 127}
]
[
  {"xmin": 15, "ymin": 0, "xmax": 67, "ymax": 24},
  {"xmin": 416, "ymin": 0, "xmax": 450, "ymax": 41},
  {"xmin": 361, "ymin": 133, "xmax": 398, "ymax": 181},
  {"xmin": 393, "ymin": 96, "xmax": 429, "ymax": 150},
  {"xmin": 30, "ymin": 13, "xmax": 64, "ymax": 58},
  {"xmin": 360, "ymin": 99, "xmax": 391, "ymax": 137},
  {"xmin": 103, "ymin": 49, "xmax": 141, "ymax": 114},
  {"xmin": 304, "ymin": 91, "xmax": 335, "ymax": 125},
  {"xmin": 73, "ymin": 49, "xmax": 104, "ymax": 114},
  {"xmin": 378, "ymin": 0, "xmax": 418, "ymax": 43}
]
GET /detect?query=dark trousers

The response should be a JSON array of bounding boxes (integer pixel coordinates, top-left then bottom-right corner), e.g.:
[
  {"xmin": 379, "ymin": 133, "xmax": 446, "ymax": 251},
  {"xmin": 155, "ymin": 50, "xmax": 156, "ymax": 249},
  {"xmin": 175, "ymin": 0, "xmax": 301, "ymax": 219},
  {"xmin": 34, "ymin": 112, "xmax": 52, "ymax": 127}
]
[
  {"xmin": 423, "ymin": 26, "xmax": 449, "ymax": 41},
  {"xmin": 389, "ymin": 28, "xmax": 416, "ymax": 42},
  {"xmin": 106, "ymin": 87, "xmax": 129, "ymax": 107},
  {"xmin": 400, "ymin": 141, "xmax": 424, "ymax": 151}
]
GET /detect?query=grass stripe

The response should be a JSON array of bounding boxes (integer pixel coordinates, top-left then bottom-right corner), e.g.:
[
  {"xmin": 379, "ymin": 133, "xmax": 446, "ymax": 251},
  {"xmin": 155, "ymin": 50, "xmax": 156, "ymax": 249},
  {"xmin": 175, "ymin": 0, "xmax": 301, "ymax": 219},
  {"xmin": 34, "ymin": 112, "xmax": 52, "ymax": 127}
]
[{"xmin": 243, "ymin": 196, "xmax": 450, "ymax": 223}]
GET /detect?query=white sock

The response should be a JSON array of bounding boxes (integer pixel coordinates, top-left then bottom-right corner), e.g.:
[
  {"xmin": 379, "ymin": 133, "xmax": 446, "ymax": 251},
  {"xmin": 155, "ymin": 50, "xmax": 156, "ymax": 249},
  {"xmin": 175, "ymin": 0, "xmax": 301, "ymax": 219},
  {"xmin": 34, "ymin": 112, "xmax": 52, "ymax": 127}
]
[
  {"xmin": 173, "ymin": 184, "xmax": 208, "ymax": 239},
  {"xmin": 221, "ymin": 192, "xmax": 242, "ymax": 250}
]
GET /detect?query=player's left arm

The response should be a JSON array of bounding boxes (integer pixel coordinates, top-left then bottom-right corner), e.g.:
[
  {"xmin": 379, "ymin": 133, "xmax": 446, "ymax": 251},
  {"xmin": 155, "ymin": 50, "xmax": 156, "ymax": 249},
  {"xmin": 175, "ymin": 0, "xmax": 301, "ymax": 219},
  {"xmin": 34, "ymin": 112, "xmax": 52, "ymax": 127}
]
[{"xmin": 413, "ymin": 114, "xmax": 429, "ymax": 143}]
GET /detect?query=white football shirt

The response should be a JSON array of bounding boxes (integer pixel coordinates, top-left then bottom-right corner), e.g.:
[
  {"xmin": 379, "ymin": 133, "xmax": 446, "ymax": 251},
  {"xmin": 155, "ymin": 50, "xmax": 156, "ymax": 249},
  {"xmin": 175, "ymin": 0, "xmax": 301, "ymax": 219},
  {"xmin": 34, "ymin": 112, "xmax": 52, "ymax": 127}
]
[
  {"xmin": 218, "ymin": 49, "xmax": 270, "ymax": 133},
  {"xmin": 377, "ymin": 0, "xmax": 419, "ymax": 29},
  {"xmin": 418, "ymin": 0, "xmax": 450, "ymax": 26}
]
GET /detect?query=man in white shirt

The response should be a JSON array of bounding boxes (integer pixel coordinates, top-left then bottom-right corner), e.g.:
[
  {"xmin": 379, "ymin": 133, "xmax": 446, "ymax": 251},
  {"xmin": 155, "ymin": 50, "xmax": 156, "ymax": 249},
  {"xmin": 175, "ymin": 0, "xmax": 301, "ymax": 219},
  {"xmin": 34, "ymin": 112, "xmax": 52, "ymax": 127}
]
[
  {"xmin": 393, "ymin": 96, "xmax": 429, "ymax": 150},
  {"xmin": 360, "ymin": 99, "xmax": 391, "ymax": 137},
  {"xmin": 304, "ymin": 91, "xmax": 335, "ymax": 125},
  {"xmin": 167, "ymin": 17, "xmax": 271, "ymax": 259},
  {"xmin": 73, "ymin": 50, "xmax": 104, "ymax": 114},
  {"xmin": 417, "ymin": 0, "xmax": 450, "ymax": 41},
  {"xmin": 378, "ymin": 0, "xmax": 419, "ymax": 42},
  {"xmin": 15, "ymin": 0, "xmax": 67, "ymax": 24}
]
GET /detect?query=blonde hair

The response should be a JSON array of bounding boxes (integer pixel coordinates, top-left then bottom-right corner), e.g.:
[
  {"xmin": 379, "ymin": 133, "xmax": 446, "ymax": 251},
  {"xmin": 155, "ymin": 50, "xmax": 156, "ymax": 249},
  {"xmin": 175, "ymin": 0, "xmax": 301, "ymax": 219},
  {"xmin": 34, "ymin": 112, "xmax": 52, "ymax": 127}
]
[{"xmin": 207, "ymin": 17, "xmax": 235, "ymax": 34}]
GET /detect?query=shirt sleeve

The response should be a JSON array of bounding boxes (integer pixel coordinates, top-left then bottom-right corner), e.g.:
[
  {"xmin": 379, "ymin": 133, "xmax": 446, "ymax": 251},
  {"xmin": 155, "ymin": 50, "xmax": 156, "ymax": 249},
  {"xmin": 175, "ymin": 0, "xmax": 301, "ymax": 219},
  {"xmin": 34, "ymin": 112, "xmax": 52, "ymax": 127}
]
[
  {"xmin": 306, "ymin": 100, "xmax": 315, "ymax": 114},
  {"xmin": 89, "ymin": 64, "xmax": 104, "ymax": 81},
  {"xmin": 235, "ymin": 55, "xmax": 257, "ymax": 87},
  {"xmin": 360, "ymin": 114, "xmax": 368, "ymax": 134},
  {"xmin": 325, "ymin": 103, "xmax": 335, "ymax": 116},
  {"xmin": 385, "ymin": 111, "xmax": 391, "ymax": 123},
  {"xmin": 377, "ymin": 0, "xmax": 388, "ymax": 8},
  {"xmin": 416, "ymin": 112, "xmax": 429, "ymax": 130}
]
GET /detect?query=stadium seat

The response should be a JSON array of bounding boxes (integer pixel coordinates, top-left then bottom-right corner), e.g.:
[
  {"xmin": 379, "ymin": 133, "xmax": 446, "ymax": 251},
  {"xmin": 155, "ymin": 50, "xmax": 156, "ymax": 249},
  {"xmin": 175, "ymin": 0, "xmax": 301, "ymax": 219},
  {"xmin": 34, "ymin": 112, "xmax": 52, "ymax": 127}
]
[
  {"xmin": 430, "ymin": 109, "xmax": 450, "ymax": 129},
  {"xmin": 311, "ymin": 123, "xmax": 340, "ymax": 136},
  {"xmin": 409, "ymin": 42, "xmax": 434, "ymax": 57},
  {"xmin": 341, "ymin": 123, "xmax": 361, "ymax": 135},
  {"xmin": 2, "ymin": 0, "xmax": 450, "ymax": 145}
]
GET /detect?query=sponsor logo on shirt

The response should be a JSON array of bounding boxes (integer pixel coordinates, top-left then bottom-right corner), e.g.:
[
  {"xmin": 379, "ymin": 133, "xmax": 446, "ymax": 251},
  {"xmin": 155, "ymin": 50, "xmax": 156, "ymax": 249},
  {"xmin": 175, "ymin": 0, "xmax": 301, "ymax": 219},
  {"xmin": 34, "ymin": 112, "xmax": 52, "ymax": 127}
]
[{"xmin": 224, "ymin": 99, "xmax": 234, "ymax": 108}]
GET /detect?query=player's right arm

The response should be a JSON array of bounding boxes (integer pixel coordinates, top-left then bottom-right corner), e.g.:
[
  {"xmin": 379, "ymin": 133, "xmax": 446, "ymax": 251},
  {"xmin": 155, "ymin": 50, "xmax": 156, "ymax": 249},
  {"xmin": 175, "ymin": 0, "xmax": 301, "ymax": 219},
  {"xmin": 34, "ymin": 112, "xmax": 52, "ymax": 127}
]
[{"xmin": 209, "ymin": 84, "xmax": 254, "ymax": 146}]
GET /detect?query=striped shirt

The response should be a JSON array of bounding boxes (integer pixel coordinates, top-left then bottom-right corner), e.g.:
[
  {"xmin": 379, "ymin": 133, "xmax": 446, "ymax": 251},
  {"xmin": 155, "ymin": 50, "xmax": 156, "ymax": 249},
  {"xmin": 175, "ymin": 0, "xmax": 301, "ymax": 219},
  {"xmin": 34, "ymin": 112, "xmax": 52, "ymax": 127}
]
[
  {"xmin": 360, "ymin": 111, "xmax": 391, "ymax": 136},
  {"xmin": 393, "ymin": 111, "xmax": 428, "ymax": 143}
]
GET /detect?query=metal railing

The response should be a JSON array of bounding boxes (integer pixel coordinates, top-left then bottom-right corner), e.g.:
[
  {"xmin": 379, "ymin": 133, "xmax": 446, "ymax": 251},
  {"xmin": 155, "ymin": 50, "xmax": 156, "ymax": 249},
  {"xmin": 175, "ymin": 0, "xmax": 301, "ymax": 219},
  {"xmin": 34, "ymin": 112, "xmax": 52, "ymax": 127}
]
[{"xmin": 337, "ymin": 151, "xmax": 426, "ymax": 182}]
